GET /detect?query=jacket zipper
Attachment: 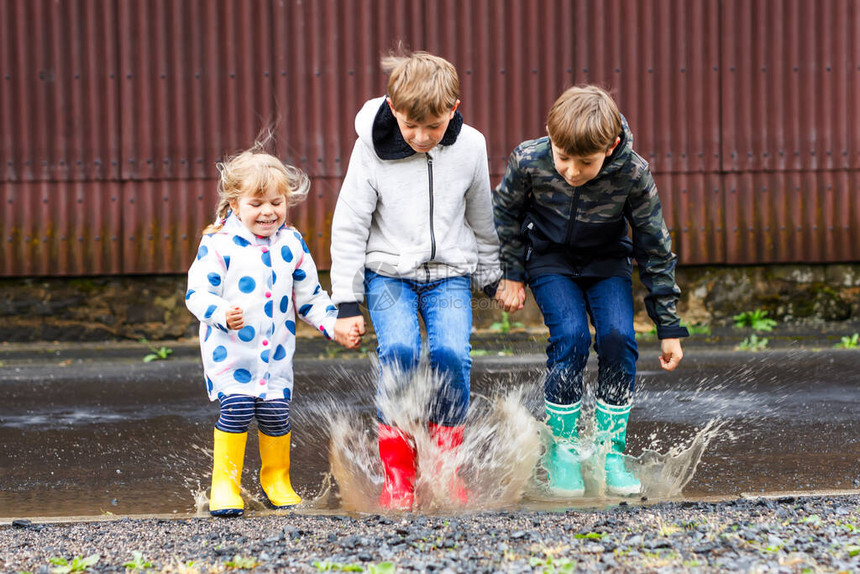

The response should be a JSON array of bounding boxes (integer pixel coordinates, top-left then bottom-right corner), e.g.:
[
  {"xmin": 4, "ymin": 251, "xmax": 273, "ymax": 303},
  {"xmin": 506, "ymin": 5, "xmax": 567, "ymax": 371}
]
[
  {"xmin": 564, "ymin": 187, "xmax": 582, "ymax": 276},
  {"xmin": 424, "ymin": 155, "xmax": 436, "ymax": 282}
]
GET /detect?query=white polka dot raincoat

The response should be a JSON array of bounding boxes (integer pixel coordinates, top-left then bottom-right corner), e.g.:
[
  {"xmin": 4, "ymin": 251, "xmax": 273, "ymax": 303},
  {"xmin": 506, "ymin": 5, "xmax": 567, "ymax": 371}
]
[{"xmin": 185, "ymin": 215, "xmax": 337, "ymax": 401}]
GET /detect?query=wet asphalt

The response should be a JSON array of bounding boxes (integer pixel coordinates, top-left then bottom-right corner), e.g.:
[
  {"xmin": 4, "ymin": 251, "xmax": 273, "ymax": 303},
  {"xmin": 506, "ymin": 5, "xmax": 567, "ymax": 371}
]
[{"xmin": 1, "ymin": 334, "xmax": 859, "ymax": 521}]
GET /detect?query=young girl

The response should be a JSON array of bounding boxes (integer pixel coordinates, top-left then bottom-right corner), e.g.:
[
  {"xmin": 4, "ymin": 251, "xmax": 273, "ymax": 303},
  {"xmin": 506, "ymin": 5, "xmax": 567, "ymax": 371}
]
[{"xmin": 186, "ymin": 146, "xmax": 355, "ymax": 517}]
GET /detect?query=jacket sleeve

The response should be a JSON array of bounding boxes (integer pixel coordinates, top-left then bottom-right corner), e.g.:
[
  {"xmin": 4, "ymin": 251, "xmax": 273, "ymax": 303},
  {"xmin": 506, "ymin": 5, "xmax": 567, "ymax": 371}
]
[
  {"xmin": 330, "ymin": 140, "xmax": 375, "ymax": 318},
  {"xmin": 185, "ymin": 235, "xmax": 231, "ymax": 332},
  {"xmin": 625, "ymin": 166, "xmax": 689, "ymax": 339},
  {"xmin": 492, "ymin": 147, "xmax": 530, "ymax": 282},
  {"xmin": 292, "ymin": 237, "xmax": 337, "ymax": 340},
  {"xmin": 464, "ymin": 135, "xmax": 502, "ymax": 290}
]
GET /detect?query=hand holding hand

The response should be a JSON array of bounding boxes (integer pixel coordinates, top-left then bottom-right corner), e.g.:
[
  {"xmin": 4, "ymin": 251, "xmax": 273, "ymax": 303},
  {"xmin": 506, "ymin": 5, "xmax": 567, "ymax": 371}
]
[
  {"xmin": 335, "ymin": 316, "xmax": 366, "ymax": 350},
  {"xmin": 659, "ymin": 338, "xmax": 684, "ymax": 371},
  {"xmin": 494, "ymin": 279, "xmax": 526, "ymax": 313},
  {"xmin": 226, "ymin": 306, "xmax": 245, "ymax": 330}
]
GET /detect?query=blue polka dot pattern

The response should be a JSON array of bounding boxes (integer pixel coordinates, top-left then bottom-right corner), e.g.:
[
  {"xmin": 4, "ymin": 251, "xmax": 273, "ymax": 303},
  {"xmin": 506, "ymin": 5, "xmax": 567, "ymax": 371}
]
[
  {"xmin": 204, "ymin": 305, "xmax": 217, "ymax": 319},
  {"xmin": 213, "ymin": 345, "xmax": 227, "ymax": 362},
  {"xmin": 237, "ymin": 326, "xmax": 256, "ymax": 342},
  {"xmin": 206, "ymin": 377, "xmax": 214, "ymax": 393},
  {"xmin": 300, "ymin": 238, "xmax": 310, "ymax": 253},
  {"xmin": 197, "ymin": 245, "xmax": 208, "ymax": 260},
  {"xmin": 281, "ymin": 245, "xmax": 293, "ymax": 262},
  {"xmin": 293, "ymin": 269, "xmax": 307, "ymax": 281},
  {"xmin": 273, "ymin": 344, "xmax": 287, "ymax": 360},
  {"xmin": 264, "ymin": 300, "xmax": 273, "ymax": 318},
  {"xmin": 233, "ymin": 236, "xmax": 251, "ymax": 247},
  {"xmin": 261, "ymin": 251, "xmax": 272, "ymax": 267},
  {"xmin": 185, "ymin": 289, "xmax": 195, "ymax": 300},
  {"xmin": 207, "ymin": 273, "xmax": 222, "ymax": 287},
  {"xmin": 204, "ymin": 325, "xmax": 212, "ymax": 341},
  {"xmin": 298, "ymin": 304, "xmax": 312, "ymax": 317},
  {"xmin": 285, "ymin": 321, "xmax": 296, "ymax": 335},
  {"xmin": 233, "ymin": 369, "xmax": 252, "ymax": 383},
  {"xmin": 272, "ymin": 271, "xmax": 278, "ymax": 284},
  {"xmin": 224, "ymin": 256, "xmax": 231, "ymax": 269},
  {"xmin": 260, "ymin": 349, "xmax": 270, "ymax": 363},
  {"xmin": 313, "ymin": 285, "xmax": 321, "ymax": 295},
  {"xmin": 279, "ymin": 296, "xmax": 289, "ymax": 313},
  {"xmin": 238, "ymin": 276, "xmax": 256, "ymax": 293},
  {"xmin": 326, "ymin": 305, "xmax": 337, "ymax": 313}
]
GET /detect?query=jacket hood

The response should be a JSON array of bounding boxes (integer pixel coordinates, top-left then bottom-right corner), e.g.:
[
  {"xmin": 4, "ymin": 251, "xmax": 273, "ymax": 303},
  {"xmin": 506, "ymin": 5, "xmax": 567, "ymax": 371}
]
[
  {"xmin": 598, "ymin": 115, "xmax": 635, "ymax": 178},
  {"xmin": 355, "ymin": 96, "xmax": 464, "ymax": 160}
]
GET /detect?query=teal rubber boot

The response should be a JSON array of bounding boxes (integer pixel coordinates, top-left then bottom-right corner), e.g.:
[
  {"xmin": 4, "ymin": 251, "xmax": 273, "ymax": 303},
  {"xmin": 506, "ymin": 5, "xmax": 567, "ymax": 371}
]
[
  {"xmin": 544, "ymin": 400, "xmax": 585, "ymax": 497},
  {"xmin": 595, "ymin": 399, "xmax": 641, "ymax": 496}
]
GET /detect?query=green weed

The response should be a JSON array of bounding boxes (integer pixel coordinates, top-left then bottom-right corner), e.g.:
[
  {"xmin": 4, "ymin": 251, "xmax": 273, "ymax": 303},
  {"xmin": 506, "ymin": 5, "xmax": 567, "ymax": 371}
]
[
  {"xmin": 123, "ymin": 551, "xmax": 153, "ymax": 571},
  {"xmin": 737, "ymin": 334, "xmax": 769, "ymax": 351},
  {"xmin": 224, "ymin": 555, "xmax": 260, "ymax": 569},
  {"xmin": 834, "ymin": 333, "xmax": 859, "ymax": 349},
  {"xmin": 733, "ymin": 309, "xmax": 778, "ymax": 332},
  {"xmin": 48, "ymin": 554, "xmax": 100, "ymax": 573},
  {"xmin": 490, "ymin": 311, "xmax": 524, "ymax": 334},
  {"xmin": 140, "ymin": 338, "xmax": 173, "ymax": 362}
]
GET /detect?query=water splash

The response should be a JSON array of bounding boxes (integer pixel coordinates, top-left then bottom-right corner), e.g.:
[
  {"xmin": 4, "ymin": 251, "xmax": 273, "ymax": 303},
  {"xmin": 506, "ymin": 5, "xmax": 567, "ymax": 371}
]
[{"xmin": 325, "ymin": 359, "xmax": 542, "ymax": 513}]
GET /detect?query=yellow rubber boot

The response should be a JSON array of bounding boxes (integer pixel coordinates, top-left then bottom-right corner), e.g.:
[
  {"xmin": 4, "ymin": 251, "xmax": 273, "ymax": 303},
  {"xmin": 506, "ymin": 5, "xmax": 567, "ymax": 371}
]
[
  {"xmin": 210, "ymin": 429, "xmax": 247, "ymax": 517},
  {"xmin": 259, "ymin": 431, "xmax": 302, "ymax": 508}
]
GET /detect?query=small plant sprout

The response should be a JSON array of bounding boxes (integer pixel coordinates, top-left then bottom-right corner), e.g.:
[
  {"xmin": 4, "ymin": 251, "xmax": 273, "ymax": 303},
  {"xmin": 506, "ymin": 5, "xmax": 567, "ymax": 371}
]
[
  {"xmin": 834, "ymin": 333, "xmax": 859, "ymax": 349},
  {"xmin": 490, "ymin": 311, "xmax": 525, "ymax": 334},
  {"xmin": 140, "ymin": 338, "xmax": 173, "ymax": 362},
  {"xmin": 224, "ymin": 555, "xmax": 260, "ymax": 570},
  {"xmin": 49, "ymin": 554, "xmax": 100, "ymax": 573},
  {"xmin": 733, "ymin": 309, "xmax": 778, "ymax": 332},
  {"xmin": 737, "ymin": 334, "xmax": 769, "ymax": 351},
  {"xmin": 123, "ymin": 551, "xmax": 153, "ymax": 571}
]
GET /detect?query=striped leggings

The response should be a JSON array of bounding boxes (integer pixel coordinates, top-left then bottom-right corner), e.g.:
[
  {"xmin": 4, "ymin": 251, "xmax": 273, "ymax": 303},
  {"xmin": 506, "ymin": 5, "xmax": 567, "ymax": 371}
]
[{"xmin": 215, "ymin": 395, "xmax": 291, "ymax": 436}]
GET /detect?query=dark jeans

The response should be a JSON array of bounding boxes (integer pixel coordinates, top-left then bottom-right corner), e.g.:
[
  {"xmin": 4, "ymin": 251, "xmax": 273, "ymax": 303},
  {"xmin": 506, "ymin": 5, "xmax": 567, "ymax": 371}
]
[{"xmin": 530, "ymin": 274, "xmax": 638, "ymax": 407}]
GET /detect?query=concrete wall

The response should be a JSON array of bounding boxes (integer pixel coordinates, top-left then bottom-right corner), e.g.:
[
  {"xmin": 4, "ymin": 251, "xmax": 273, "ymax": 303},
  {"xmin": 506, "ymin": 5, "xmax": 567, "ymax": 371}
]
[{"xmin": 2, "ymin": 265, "xmax": 859, "ymax": 343}]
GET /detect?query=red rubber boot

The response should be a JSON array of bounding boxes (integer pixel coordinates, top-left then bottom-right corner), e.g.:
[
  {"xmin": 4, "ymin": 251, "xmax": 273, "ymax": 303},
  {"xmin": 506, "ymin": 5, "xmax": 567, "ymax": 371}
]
[
  {"xmin": 378, "ymin": 423, "xmax": 417, "ymax": 510},
  {"xmin": 428, "ymin": 422, "xmax": 469, "ymax": 505}
]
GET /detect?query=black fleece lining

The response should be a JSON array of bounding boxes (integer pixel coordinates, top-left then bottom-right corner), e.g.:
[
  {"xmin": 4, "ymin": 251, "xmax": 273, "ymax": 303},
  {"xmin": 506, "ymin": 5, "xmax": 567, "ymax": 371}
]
[{"xmin": 371, "ymin": 99, "xmax": 464, "ymax": 160}]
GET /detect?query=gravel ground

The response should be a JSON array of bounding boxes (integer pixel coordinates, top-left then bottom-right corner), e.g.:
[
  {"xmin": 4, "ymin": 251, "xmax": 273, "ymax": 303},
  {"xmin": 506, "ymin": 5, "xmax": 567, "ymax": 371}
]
[{"xmin": 3, "ymin": 494, "xmax": 859, "ymax": 573}]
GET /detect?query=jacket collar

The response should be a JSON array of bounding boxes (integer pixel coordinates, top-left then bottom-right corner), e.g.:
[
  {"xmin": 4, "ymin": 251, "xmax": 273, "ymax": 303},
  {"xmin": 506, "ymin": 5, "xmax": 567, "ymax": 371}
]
[{"xmin": 371, "ymin": 99, "xmax": 464, "ymax": 160}]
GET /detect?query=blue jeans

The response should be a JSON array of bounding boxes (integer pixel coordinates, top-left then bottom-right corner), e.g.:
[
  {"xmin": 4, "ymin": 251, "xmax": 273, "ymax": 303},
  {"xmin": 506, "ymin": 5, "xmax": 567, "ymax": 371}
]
[
  {"xmin": 530, "ymin": 274, "xmax": 638, "ymax": 407},
  {"xmin": 365, "ymin": 270, "xmax": 472, "ymax": 426}
]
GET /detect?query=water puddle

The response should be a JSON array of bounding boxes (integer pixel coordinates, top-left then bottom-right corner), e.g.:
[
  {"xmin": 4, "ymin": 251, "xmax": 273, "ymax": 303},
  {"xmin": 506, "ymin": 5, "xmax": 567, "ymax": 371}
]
[{"xmin": 1, "ymin": 350, "xmax": 858, "ymax": 519}]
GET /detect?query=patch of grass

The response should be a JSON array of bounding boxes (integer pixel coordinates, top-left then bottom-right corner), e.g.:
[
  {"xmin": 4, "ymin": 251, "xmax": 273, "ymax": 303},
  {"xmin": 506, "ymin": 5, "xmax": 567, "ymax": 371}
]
[
  {"xmin": 140, "ymin": 338, "xmax": 173, "ymax": 362},
  {"xmin": 733, "ymin": 309, "xmax": 778, "ymax": 332},
  {"xmin": 311, "ymin": 562, "xmax": 393, "ymax": 573},
  {"xmin": 834, "ymin": 333, "xmax": 859, "ymax": 349},
  {"xmin": 48, "ymin": 554, "xmax": 100, "ymax": 573},
  {"xmin": 685, "ymin": 322, "xmax": 711, "ymax": 335},
  {"xmin": 528, "ymin": 555, "xmax": 577, "ymax": 573},
  {"xmin": 224, "ymin": 554, "xmax": 259, "ymax": 570},
  {"xmin": 123, "ymin": 551, "xmax": 153, "ymax": 571},
  {"xmin": 737, "ymin": 334, "xmax": 769, "ymax": 351},
  {"xmin": 490, "ymin": 311, "xmax": 525, "ymax": 334},
  {"xmin": 573, "ymin": 532, "xmax": 604, "ymax": 540}
]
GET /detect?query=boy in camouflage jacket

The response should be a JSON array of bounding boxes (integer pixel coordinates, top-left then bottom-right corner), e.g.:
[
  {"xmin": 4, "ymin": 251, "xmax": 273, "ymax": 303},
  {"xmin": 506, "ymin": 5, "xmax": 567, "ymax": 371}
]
[{"xmin": 493, "ymin": 85, "xmax": 688, "ymax": 497}]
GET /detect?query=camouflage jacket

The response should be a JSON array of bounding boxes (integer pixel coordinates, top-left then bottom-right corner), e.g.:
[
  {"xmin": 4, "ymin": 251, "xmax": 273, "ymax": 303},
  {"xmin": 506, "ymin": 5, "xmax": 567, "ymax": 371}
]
[{"xmin": 493, "ymin": 118, "xmax": 688, "ymax": 339}]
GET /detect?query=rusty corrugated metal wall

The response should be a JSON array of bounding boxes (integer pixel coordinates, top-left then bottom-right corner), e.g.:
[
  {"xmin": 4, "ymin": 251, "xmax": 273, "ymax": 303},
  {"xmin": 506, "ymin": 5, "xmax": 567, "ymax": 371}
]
[{"xmin": 1, "ymin": 0, "xmax": 858, "ymax": 276}]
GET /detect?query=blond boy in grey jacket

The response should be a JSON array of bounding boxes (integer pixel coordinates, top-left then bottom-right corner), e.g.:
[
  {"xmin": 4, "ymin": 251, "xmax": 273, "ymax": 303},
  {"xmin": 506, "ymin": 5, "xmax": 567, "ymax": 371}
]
[{"xmin": 330, "ymin": 52, "xmax": 501, "ymax": 510}]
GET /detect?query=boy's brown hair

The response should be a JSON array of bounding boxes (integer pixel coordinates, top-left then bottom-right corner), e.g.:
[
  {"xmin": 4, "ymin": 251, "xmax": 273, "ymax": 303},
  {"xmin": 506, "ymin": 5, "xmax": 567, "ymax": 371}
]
[
  {"xmin": 546, "ymin": 85, "xmax": 622, "ymax": 157},
  {"xmin": 382, "ymin": 51, "xmax": 459, "ymax": 122}
]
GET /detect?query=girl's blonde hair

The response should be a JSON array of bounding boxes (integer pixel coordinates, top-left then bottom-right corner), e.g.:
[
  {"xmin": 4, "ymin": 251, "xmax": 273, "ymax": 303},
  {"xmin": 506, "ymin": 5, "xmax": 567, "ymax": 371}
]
[
  {"xmin": 382, "ymin": 50, "xmax": 459, "ymax": 122},
  {"xmin": 202, "ymin": 145, "xmax": 310, "ymax": 235}
]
